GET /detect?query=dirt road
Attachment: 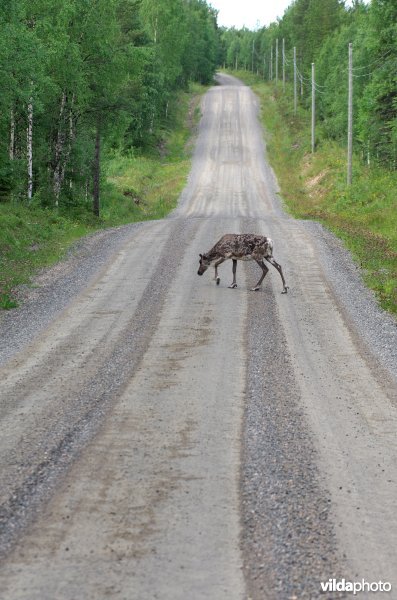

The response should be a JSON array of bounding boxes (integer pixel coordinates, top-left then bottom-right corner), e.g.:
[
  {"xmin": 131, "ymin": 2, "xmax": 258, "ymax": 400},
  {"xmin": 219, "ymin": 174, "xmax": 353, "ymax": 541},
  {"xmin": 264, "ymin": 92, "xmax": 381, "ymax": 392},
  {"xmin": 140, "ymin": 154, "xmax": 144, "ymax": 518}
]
[{"xmin": 0, "ymin": 74, "xmax": 396, "ymax": 599}]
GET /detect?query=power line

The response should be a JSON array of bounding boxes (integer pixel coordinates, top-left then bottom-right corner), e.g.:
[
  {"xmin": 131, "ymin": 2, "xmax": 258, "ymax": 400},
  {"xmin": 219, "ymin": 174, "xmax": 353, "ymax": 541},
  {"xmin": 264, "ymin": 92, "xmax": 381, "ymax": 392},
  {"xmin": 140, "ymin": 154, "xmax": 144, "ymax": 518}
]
[{"xmin": 352, "ymin": 48, "xmax": 393, "ymax": 71}]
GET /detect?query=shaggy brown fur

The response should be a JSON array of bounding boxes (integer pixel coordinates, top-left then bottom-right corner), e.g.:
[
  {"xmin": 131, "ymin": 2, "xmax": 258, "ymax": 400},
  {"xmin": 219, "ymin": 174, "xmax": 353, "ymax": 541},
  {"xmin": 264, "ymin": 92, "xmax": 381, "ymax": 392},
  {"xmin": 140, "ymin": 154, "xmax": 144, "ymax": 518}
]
[{"xmin": 198, "ymin": 233, "xmax": 288, "ymax": 292}]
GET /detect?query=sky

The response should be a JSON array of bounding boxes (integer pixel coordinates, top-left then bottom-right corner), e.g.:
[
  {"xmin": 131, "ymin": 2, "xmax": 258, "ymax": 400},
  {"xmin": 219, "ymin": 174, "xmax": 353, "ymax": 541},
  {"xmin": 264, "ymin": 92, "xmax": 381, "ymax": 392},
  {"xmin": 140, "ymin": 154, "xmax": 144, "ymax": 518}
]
[{"xmin": 209, "ymin": 0, "xmax": 294, "ymax": 30}]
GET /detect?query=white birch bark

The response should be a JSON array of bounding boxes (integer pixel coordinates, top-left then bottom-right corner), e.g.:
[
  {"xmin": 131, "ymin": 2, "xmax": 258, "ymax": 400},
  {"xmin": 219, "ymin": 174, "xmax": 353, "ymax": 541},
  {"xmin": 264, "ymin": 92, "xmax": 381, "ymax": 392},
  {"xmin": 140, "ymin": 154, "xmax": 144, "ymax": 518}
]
[{"xmin": 27, "ymin": 98, "xmax": 33, "ymax": 201}]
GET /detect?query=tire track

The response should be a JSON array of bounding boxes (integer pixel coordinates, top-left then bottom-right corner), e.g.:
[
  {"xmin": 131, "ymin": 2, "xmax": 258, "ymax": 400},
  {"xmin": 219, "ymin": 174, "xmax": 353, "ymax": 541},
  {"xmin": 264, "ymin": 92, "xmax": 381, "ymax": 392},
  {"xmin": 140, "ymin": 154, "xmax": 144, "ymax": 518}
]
[
  {"xmin": 242, "ymin": 258, "xmax": 344, "ymax": 599},
  {"xmin": 0, "ymin": 218, "xmax": 199, "ymax": 559}
]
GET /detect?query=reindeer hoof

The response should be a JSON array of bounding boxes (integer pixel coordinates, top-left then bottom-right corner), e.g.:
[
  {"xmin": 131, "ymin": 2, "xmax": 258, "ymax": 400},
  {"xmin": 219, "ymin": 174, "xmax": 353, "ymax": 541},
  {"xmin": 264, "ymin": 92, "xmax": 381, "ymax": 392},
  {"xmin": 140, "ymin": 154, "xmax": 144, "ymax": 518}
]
[
  {"xmin": 281, "ymin": 286, "xmax": 289, "ymax": 294},
  {"xmin": 216, "ymin": 277, "xmax": 220, "ymax": 285},
  {"xmin": 251, "ymin": 286, "xmax": 261, "ymax": 292},
  {"xmin": 228, "ymin": 283, "xmax": 238, "ymax": 289}
]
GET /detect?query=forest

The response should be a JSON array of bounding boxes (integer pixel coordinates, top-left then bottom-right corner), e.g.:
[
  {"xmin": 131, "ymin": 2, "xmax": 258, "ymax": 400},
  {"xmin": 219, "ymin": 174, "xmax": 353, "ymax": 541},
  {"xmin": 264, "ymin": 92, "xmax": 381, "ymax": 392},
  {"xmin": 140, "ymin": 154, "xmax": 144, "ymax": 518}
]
[
  {"xmin": 0, "ymin": 0, "xmax": 219, "ymax": 214},
  {"xmin": 1, "ymin": 0, "xmax": 396, "ymax": 213},
  {"xmin": 219, "ymin": 0, "xmax": 397, "ymax": 170}
]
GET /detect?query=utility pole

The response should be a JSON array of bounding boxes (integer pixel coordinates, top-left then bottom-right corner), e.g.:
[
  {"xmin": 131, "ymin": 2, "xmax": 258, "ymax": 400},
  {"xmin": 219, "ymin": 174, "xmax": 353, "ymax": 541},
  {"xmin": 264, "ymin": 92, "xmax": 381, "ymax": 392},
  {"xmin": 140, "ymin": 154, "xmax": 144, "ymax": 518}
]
[
  {"xmin": 282, "ymin": 38, "xmax": 285, "ymax": 92},
  {"xmin": 293, "ymin": 47, "xmax": 297, "ymax": 114},
  {"xmin": 275, "ymin": 38, "xmax": 279, "ymax": 83},
  {"xmin": 270, "ymin": 45, "xmax": 273, "ymax": 81},
  {"xmin": 252, "ymin": 38, "xmax": 255, "ymax": 72},
  {"xmin": 347, "ymin": 42, "xmax": 353, "ymax": 185},
  {"xmin": 311, "ymin": 63, "xmax": 315, "ymax": 153}
]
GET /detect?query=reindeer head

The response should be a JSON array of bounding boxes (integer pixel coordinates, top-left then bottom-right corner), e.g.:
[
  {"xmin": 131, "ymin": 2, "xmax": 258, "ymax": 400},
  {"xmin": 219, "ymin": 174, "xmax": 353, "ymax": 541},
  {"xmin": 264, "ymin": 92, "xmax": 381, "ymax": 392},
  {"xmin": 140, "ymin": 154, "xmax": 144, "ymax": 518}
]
[{"xmin": 197, "ymin": 253, "xmax": 211, "ymax": 275}]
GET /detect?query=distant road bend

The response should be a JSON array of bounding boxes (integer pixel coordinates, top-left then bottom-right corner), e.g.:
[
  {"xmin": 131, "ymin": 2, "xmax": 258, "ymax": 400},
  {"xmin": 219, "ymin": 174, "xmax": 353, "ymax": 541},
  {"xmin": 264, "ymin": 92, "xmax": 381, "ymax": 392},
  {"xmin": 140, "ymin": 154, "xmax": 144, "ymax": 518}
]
[{"xmin": 0, "ymin": 73, "xmax": 396, "ymax": 599}]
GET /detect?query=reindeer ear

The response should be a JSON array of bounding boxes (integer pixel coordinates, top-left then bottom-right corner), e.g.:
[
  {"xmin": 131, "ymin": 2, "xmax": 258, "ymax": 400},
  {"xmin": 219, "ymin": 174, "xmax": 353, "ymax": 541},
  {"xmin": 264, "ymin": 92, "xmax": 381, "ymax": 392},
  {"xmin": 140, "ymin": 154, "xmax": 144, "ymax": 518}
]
[{"xmin": 199, "ymin": 254, "xmax": 203, "ymax": 259}]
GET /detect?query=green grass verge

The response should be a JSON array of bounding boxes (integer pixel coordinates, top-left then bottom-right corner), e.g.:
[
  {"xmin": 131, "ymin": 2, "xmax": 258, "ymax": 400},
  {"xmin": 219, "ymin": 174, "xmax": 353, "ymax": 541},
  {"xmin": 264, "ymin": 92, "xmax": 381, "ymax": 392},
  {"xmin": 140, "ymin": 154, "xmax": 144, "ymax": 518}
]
[
  {"xmin": 233, "ymin": 70, "xmax": 397, "ymax": 315},
  {"xmin": 0, "ymin": 83, "xmax": 205, "ymax": 310},
  {"xmin": 0, "ymin": 206, "xmax": 89, "ymax": 309},
  {"xmin": 103, "ymin": 83, "xmax": 204, "ymax": 225}
]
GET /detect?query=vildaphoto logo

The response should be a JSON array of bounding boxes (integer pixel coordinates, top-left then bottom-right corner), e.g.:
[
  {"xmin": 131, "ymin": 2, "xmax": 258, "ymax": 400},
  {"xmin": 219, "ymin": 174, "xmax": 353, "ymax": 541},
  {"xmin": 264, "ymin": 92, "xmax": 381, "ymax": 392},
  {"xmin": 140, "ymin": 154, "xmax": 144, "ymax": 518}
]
[{"xmin": 320, "ymin": 579, "xmax": 392, "ymax": 595}]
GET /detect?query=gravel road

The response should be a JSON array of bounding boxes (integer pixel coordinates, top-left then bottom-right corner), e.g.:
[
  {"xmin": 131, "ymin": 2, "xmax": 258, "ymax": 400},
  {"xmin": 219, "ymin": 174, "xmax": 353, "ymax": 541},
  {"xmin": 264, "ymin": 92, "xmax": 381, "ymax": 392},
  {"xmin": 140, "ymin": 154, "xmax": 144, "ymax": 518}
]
[{"xmin": 0, "ymin": 73, "xmax": 396, "ymax": 600}]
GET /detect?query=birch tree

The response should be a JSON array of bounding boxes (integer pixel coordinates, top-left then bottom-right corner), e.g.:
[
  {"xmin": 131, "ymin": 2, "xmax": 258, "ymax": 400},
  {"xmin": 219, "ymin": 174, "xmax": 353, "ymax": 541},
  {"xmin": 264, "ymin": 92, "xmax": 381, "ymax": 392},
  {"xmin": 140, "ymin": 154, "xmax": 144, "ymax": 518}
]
[
  {"xmin": 0, "ymin": 0, "xmax": 220, "ymax": 208},
  {"xmin": 27, "ymin": 93, "xmax": 33, "ymax": 201}
]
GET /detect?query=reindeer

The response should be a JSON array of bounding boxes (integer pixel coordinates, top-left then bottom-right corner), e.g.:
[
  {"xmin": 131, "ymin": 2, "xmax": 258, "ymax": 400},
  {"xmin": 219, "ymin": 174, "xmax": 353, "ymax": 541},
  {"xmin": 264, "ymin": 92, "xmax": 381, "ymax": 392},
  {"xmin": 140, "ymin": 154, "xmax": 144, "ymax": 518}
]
[{"xmin": 197, "ymin": 233, "xmax": 288, "ymax": 293}]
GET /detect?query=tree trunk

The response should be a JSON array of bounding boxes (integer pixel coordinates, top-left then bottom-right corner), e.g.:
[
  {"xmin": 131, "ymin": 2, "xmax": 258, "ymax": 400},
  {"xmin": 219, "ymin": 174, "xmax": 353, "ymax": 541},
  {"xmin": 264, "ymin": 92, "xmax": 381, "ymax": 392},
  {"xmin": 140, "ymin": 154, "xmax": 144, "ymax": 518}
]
[
  {"xmin": 27, "ymin": 98, "xmax": 33, "ymax": 201},
  {"xmin": 93, "ymin": 121, "xmax": 101, "ymax": 217},
  {"xmin": 61, "ymin": 94, "xmax": 76, "ymax": 191},
  {"xmin": 53, "ymin": 93, "xmax": 77, "ymax": 204},
  {"xmin": 53, "ymin": 92, "xmax": 66, "ymax": 205},
  {"xmin": 9, "ymin": 107, "xmax": 15, "ymax": 160}
]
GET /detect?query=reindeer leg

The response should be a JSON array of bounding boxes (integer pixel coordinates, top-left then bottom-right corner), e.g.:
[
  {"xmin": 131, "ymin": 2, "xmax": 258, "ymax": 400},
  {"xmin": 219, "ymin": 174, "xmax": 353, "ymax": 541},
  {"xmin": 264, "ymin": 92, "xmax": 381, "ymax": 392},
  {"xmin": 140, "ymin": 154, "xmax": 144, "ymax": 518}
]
[
  {"xmin": 265, "ymin": 257, "xmax": 288, "ymax": 293},
  {"xmin": 228, "ymin": 259, "xmax": 238, "ymax": 288},
  {"xmin": 251, "ymin": 259, "xmax": 269, "ymax": 291},
  {"xmin": 214, "ymin": 257, "xmax": 226, "ymax": 285}
]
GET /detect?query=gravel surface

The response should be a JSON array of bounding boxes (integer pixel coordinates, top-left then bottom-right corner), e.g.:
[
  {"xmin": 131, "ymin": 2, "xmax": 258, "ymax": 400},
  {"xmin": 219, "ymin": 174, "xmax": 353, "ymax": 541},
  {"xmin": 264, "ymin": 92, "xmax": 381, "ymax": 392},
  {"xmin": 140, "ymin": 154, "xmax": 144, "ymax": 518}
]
[
  {"xmin": 0, "ymin": 73, "xmax": 396, "ymax": 600},
  {"xmin": 0, "ymin": 216, "xmax": 248, "ymax": 600},
  {"xmin": 242, "ymin": 261, "xmax": 345, "ymax": 599},
  {"xmin": 3, "ymin": 216, "xmax": 395, "ymax": 380},
  {"xmin": 303, "ymin": 220, "xmax": 397, "ymax": 384},
  {"xmin": 0, "ymin": 218, "xmax": 199, "ymax": 558},
  {"xmin": 0, "ymin": 223, "xmax": 144, "ymax": 367}
]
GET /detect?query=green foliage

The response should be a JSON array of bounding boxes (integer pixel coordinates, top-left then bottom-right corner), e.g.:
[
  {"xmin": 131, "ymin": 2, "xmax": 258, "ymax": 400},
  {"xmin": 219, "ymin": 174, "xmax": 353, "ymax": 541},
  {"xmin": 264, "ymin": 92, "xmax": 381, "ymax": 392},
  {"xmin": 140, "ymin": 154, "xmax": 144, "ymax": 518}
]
[
  {"xmin": 0, "ymin": 203, "xmax": 89, "ymax": 308},
  {"xmin": 221, "ymin": 0, "xmax": 397, "ymax": 168},
  {"xmin": 236, "ymin": 71, "xmax": 397, "ymax": 314},
  {"xmin": 0, "ymin": 82, "xmax": 204, "ymax": 309},
  {"xmin": 182, "ymin": 0, "xmax": 219, "ymax": 84},
  {"xmin": 104, "ymin": 83, "xmax": 202, "ymax": 223},
  {"xmin": 0, "ymin": 0, "xmax": 218, "ymax": 214},
  {"xmin": 356, "ymin": 0, "xmax": 397, "ymax": 166}
]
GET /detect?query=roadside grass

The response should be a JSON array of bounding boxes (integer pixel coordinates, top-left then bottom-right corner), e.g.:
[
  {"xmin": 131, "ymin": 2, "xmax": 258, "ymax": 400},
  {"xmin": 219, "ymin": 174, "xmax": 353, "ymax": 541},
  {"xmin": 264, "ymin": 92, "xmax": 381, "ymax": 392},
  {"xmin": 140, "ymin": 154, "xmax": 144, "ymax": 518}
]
[
  {"xmin": 0, "ymin": 83, "xmax": 205, "ymax": 310},
  {"xmin": 232, "ymin": 70, "xmax": 397, "ymax": 315},
  {"xmin": 0, "ymin": 205, "xmax": 88, "ymax": 309},
  {"xmin": 103, "ymin": 82, "xmax": 204, "ymax": 225},
  {"xmin": 103, "ymin": 154, "xmax": 189, "ymax": 223}
]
